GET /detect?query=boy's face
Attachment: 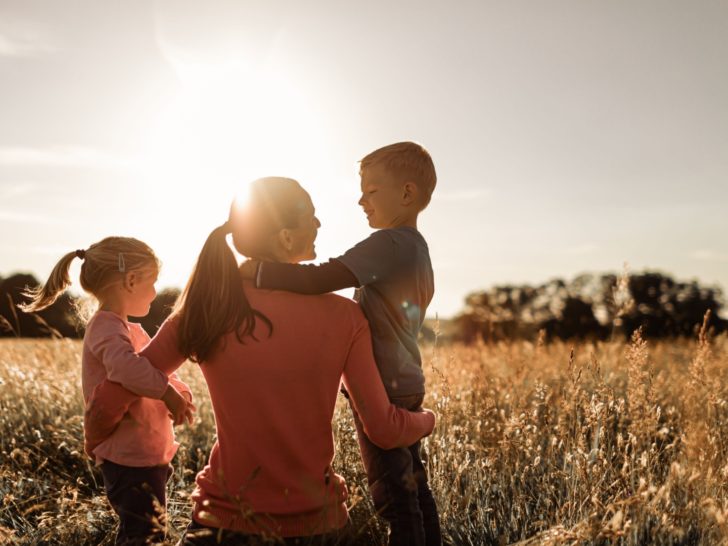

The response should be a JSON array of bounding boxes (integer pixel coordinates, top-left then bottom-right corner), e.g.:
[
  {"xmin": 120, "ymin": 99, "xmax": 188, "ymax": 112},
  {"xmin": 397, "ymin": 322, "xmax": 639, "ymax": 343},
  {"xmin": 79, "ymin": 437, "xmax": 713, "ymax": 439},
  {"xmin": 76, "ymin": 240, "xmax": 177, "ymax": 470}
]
[{"xmin": 358, "ymin": 164, "xmax": 406, "ymax": 229}]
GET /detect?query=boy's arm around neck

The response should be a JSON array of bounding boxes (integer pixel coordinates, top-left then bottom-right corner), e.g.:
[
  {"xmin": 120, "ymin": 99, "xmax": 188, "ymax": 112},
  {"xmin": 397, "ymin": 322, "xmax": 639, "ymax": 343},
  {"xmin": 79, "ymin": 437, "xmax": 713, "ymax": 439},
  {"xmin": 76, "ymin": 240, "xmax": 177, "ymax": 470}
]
[
  {"xmin": 253, "ymin": 229, "xmax": 411, "ymax": 294},
  {"xmin": 341, "ymin": 318, "xmax": 435, "ymax": 449},
  {"xmin": 255, "ymin": 259, "xmax": 358, "ymax": 294}
]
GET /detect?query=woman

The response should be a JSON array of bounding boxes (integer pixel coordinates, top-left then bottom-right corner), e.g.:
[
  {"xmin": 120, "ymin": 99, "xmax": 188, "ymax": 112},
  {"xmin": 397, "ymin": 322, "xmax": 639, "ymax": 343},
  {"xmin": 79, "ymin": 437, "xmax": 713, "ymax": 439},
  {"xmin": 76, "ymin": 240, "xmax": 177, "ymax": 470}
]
[{"xmin": 87, "ymin": 177, "xmax": 435, "ymax": 545}]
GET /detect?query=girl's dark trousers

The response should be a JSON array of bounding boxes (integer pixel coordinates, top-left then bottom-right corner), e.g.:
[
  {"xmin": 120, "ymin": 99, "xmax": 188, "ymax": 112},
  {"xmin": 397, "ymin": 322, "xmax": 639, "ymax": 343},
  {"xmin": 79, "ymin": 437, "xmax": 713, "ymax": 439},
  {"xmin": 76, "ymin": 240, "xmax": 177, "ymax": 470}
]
[{"xmin": 101, "ymin": 459, "xmax": 173, "ymax": 545}]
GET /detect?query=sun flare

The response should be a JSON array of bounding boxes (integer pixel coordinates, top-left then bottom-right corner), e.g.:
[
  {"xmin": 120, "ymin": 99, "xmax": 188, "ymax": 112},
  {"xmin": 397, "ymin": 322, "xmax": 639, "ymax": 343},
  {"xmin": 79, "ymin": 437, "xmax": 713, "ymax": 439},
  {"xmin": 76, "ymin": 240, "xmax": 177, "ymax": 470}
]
[{"xmin": 133, "ymin": 56, "xmax": 333, "ymax": 287}]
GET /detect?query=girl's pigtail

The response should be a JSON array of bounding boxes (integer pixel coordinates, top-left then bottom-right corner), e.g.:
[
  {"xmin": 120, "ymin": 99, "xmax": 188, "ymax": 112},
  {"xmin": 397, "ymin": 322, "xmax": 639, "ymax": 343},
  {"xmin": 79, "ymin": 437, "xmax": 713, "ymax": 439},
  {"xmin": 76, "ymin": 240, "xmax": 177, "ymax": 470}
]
[
  {"xmin": 174, "ymin": 223, "xmax": 270, "ymax": 363},
  {"xmin": 18, "ymin": 251, "xmax": 79, "ymax": 312}
]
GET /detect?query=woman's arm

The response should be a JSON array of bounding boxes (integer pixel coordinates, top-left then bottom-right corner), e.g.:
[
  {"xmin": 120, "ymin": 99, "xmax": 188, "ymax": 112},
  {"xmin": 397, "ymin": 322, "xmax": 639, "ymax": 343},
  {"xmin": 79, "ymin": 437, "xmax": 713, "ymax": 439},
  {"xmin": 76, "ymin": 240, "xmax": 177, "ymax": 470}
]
[
  {"xmin": 341, "ymin": 320, "xmax": 435, "ymax": 449},
  {"xmin": 84, "ymin": 318, "xmax": 188, "ymax": 456}
]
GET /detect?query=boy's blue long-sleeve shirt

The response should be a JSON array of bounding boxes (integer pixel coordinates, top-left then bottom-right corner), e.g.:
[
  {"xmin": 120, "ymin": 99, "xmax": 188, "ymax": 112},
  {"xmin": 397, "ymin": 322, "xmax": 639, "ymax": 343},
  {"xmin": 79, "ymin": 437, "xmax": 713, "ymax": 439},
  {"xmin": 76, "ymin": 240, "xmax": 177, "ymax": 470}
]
[{"xmin": 255, "ymin": 226, "xmax": 434, "ymax": 397}]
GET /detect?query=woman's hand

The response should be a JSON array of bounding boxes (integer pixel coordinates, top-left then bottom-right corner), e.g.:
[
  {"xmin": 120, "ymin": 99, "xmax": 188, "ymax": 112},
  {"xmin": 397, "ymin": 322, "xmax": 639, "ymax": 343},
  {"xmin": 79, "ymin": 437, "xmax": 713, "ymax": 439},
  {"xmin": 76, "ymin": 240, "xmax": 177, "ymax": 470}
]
[{"xmin": 419, "ymin": 408, "xmax": 436, "ymax": 437}]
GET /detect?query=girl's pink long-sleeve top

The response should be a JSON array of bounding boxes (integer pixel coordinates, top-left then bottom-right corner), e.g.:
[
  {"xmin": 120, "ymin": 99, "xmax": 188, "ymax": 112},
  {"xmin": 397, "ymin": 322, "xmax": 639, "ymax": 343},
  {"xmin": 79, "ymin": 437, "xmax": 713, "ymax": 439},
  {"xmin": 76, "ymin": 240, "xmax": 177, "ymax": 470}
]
[
  {"xmin": 87, "ymin": 284, "xmax": 435, "ymax": 537},
  {"xmin": 82, "ymin": 310, "xmax": 191, "ymax": 466}
]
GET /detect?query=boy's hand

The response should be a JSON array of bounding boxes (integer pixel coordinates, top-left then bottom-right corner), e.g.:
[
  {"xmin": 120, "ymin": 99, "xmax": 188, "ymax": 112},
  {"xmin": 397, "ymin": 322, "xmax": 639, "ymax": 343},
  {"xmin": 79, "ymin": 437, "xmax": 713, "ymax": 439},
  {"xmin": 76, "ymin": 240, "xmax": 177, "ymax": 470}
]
[
  {"xmin": 239, "ymin": 259, "xmax": 259, "ymax": 281},
  {"xmin": 161, "ymin": 385, "xmax": 189, "ymax": 426}
]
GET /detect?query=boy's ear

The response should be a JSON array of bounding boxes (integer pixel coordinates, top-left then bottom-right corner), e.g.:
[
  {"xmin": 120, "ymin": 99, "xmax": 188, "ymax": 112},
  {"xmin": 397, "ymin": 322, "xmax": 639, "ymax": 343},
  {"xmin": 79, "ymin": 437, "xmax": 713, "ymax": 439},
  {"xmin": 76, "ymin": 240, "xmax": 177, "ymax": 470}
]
[{"xmin": 402, "ymin": 182, "xmax": 418, "ymax": 206}]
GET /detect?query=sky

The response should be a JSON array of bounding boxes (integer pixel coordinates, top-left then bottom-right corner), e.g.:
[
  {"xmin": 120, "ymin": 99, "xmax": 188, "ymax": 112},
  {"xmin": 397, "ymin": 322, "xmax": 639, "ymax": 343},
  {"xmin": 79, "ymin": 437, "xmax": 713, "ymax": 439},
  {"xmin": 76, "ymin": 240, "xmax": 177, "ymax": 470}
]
[{"xmin": 1, "ymin": 0, "xmax": 727, "ymax": 318}]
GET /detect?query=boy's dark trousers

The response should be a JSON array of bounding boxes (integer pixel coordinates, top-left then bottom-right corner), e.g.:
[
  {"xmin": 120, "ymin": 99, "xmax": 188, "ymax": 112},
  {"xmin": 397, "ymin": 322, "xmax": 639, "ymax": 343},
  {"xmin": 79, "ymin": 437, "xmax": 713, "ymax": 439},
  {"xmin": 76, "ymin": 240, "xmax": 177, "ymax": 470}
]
[
  {"xmin": 349, "ymin": 393, "xmax": 442, "ymax": 546},
  {"xmin": 101, "ymin": 459, "xmax": 173, "ymax": 545}
]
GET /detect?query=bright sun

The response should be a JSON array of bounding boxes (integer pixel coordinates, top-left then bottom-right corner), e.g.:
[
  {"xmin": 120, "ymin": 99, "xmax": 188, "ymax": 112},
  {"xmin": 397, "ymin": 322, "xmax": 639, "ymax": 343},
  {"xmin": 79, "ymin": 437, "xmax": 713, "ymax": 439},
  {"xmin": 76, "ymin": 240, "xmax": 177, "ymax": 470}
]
[{"xmin": 133, "ymin": 57, "xmax": 333, "ymax": 287}]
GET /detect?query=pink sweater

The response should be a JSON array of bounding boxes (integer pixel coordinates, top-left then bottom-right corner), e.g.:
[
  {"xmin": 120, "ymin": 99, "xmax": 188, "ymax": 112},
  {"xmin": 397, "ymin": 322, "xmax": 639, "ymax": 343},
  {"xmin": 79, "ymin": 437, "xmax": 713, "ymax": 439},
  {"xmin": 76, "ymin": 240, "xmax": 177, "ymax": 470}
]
[
  {"xmin": 87, "ymin": 284, "xmax": 435, "ymax": 537},
  {"xmin": 82, "ymin": 310, "xmax": 191, "ymax": 466}
]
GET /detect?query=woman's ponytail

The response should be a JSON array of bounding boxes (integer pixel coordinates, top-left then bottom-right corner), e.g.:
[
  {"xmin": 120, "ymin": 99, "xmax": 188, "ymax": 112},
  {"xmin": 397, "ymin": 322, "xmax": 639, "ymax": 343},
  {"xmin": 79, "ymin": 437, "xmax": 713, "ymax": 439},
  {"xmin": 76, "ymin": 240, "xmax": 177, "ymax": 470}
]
[
  {"xmin": 174, "ymin": 222, "xmax": 270, "ymax": 363},
  {"xmin": 18, "ymin": 251, "xmax": 80, "ymax": 312}
]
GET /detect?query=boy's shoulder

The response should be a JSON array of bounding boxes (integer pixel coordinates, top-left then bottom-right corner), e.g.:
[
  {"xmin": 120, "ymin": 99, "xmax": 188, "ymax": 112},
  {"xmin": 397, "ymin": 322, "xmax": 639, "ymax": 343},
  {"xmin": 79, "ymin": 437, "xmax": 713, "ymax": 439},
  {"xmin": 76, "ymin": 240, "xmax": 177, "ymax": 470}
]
[
  {"xmin": 337, "ymin": 227, "xmax": 430, "ymax": 287},
  {"xmin": 347, "ymin": 226, "xmax": 428, "ymax": 255},
  {"xmin": 369, "ymin": 225, "xmax": 427, "ymax": 241}
]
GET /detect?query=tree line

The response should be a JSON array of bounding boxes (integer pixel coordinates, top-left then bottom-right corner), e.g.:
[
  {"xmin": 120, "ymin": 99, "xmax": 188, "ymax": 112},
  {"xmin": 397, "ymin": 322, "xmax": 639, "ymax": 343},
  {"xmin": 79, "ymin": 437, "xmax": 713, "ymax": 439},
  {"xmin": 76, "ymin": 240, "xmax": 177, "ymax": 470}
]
[
  {"xmin": 454, "ymin": 271, "xmax": 726, "ymax": 343},
  {"xmin": 1, "ymin": 270, "xmax": 725, "ymax": 341}
]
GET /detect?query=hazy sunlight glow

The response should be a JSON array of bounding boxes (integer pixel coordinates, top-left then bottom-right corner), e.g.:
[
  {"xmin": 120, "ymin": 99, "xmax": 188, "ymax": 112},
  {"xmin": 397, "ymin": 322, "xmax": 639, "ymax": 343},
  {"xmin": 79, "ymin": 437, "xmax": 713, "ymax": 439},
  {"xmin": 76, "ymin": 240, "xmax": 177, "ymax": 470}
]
[{"xmin": 133, "ymin": 55, "xmax": 331, "ymax": 287}]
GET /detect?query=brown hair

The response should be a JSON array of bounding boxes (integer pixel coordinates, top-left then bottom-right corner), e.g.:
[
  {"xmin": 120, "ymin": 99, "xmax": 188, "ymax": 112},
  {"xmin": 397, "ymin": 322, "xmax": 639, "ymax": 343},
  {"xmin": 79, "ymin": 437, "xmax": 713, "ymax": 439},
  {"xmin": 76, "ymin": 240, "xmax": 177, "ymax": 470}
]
[
  {"xmin": 19, "ymin": 237, "xmax": 159, "ymax": 314},
  {"xmin": 173, "ymin": 177, "xmax": 310, "ymax": 362},
  {"xmin": 359, "ymin": 141, "xmax": 437, "ymax": 208}
]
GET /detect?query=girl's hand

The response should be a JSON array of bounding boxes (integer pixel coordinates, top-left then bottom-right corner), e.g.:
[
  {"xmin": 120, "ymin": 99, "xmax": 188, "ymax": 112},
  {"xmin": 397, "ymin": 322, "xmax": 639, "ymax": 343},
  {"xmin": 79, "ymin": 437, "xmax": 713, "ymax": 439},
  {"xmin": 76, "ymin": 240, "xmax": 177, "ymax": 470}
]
[
  {"xmin": 161, "ymin": 385, "xmax": 188, "ymax": 426},
  {"xmin": 181, "ymin": 391, "xmax": 197, "ymax": 425}
]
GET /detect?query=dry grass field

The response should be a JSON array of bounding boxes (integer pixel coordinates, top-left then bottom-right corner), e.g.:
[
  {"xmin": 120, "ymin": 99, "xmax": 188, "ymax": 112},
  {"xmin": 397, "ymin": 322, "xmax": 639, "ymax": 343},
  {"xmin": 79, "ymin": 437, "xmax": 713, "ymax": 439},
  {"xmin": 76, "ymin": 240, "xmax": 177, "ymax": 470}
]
[{"xmin": 1, "ymin": 324, "xmax": 727, "ymax": 545}]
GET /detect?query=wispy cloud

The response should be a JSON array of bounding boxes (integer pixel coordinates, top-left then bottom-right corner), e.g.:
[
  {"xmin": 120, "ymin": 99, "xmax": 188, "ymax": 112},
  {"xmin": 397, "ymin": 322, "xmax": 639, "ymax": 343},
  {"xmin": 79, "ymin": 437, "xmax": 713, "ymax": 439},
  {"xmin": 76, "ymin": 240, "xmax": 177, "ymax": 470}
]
[
  {"xmin": 0, "ymin": 210, "xmax": 49, "ymax": 224},
  {"xmin": 433, "ymin": 188, "xmax": 491, "ymax": 202},
  {"xmin": 431, "ymin": 261, "xmax": 457, "ymax": 270},
  {"xmin": 561, "ymin": 243, "xmax": 599, "ymax": 255},
  {"xmin": 0, "ymin": 182, "xmax": 38, "ymax": 198},
  {"xmin": 691, "ymin": 249, "xmax": 728, "ymax": 264},
  {"xmin": 29, "ymin": 244, "xmax": 78, "ymax": 256},
  {"xmin": 0, "ymin": 27, "xmax": 54, "ymax": 58},
  {"xmin": 0, "ymin": 147, "xmax": 129, "ymax": 169},
  {"xmin": 0, "ymin": 208, "xmax": 88, "ymax": 229}
]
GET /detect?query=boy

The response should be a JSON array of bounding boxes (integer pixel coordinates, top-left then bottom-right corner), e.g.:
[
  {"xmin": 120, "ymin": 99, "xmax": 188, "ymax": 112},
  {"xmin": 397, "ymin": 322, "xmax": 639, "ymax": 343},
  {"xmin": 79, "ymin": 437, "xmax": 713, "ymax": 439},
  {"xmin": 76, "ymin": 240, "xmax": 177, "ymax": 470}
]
[{"xmin": 244, "ymin": 141, "xmax": 441, "ymax": 546}]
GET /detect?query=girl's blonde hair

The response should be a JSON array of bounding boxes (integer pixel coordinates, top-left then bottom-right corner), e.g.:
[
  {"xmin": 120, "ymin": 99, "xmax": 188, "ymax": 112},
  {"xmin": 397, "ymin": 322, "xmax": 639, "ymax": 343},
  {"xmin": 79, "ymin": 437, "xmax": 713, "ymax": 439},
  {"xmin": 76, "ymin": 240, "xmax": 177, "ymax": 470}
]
[
  {"xmin": 173, "ymin": 177, "xmax": 308, "ymax": 362},
  {"xmin": 20, "ymin": 237, "xmax": 159, "ymax": 313}
]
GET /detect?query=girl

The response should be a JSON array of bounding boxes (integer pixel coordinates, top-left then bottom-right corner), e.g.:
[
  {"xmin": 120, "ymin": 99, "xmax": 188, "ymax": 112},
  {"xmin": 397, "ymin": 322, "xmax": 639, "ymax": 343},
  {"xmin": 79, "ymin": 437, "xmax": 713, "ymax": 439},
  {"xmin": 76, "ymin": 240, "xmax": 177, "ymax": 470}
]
[{"xmin": 21, "ymin": 236, "xmax": 193, "ymax": 545}]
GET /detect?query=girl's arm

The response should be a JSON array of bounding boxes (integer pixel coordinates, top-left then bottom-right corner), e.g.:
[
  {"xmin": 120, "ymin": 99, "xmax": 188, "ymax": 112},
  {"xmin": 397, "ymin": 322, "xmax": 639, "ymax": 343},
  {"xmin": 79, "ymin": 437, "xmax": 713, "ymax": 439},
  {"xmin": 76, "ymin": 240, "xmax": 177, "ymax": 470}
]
[
  {"xmin": 341, "ymin": 320, "xmax": 435, "ymax": 449},
  {"xmin": 84, "ymin": 318, "xmax": 187, "ymax": 456},
  {"xmin": 169, "ymin": 372, "xmax": 193, "ymax": 402},
  {"xmin": 88, "ymin": 316, "xmax": 170, "ymax": 399}
]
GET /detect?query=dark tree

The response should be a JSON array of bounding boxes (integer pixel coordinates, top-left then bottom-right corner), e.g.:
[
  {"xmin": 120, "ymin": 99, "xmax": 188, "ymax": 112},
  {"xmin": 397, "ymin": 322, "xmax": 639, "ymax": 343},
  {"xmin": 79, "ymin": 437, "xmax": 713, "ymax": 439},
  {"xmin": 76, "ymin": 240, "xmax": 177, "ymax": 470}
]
[
  {"xmin": 455, "ymin": 271, "xmax": 726, "ymax": 343},
  {"xmin": 616, "ymin": 273, "xmax": 724, "ymax": 338},
  {"xmin": 0, "ymin": 273, "xmax": 182, "ymax": 339},
  {"xmin": 0, "ymin": 273, "xmax": 79, "ymax": 338}
]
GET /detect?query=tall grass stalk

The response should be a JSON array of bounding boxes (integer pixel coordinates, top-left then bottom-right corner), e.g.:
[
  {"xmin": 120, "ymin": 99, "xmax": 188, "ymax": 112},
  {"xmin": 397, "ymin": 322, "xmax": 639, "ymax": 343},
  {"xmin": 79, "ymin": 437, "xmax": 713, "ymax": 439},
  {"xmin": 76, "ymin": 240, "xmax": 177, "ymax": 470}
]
[{"xmin": 1, "ymin": 330, "xmax": 727, "ymax": 545}]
